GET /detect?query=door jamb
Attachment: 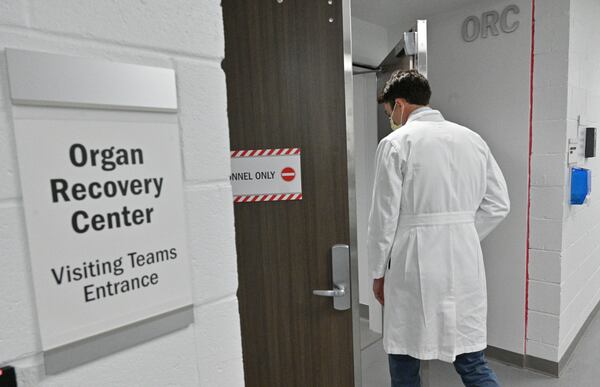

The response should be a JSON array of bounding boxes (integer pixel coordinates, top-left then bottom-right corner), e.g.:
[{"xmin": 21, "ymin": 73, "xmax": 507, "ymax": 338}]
[{"xmin": 341, "ymin": 1, "xmax": 362, "ymax": 386}]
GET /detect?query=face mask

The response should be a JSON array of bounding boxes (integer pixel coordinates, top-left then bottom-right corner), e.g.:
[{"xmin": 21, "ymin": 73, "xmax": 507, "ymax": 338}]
[{"xmin": 389, "ymin": 103, "xmax": 404, "ymax": 130}]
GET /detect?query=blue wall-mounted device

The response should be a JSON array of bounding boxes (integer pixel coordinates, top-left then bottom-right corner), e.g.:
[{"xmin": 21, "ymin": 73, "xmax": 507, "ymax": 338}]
[{"xmin": 571, "ymin": 168, "xmax": 591, "ymax": 205}]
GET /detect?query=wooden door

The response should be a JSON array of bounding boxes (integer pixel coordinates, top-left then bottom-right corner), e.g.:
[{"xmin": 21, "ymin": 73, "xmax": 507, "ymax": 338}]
[{"xmin": 222, "ymin": 1, "xmax": 355, "ymax": 386}]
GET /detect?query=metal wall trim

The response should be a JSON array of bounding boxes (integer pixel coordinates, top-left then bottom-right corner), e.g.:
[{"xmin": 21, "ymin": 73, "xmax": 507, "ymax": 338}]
[
  {"xmin": 44, "ymin": 305, "xmax": 193, "ymax": 374},
  {"xmin": 416, "ymin": 20, "xmax": 428, "ymax": 78},
  {"xmin": 6, "ymin": 49, "xmax": 178, "ymax": 112}
]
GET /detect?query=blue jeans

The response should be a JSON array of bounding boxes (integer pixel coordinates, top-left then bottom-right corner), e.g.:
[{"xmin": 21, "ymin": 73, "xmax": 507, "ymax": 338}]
[{"xmin": 388, "ymin": 350, "xmax": 501, "ymax": 387}]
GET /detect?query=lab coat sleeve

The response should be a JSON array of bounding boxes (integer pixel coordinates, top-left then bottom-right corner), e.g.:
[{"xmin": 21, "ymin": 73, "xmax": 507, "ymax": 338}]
[
  {"xmin": 475, "ymin": 146, "xmax": 510, "ymax": 240},
  {"xmin": 367, "ymin": 139, "xmax": 404, "ymax": 279}
]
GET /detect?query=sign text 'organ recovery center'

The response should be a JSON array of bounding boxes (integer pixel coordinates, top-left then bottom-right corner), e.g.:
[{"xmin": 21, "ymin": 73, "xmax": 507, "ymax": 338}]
[{"xmin": 14, "ymin": 119, "xmax": 192, "ymax": 350}]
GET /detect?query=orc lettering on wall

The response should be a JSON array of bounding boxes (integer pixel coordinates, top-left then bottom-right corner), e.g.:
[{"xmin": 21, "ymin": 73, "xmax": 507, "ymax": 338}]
[
  {"xmin": 13, "ymin": 118, "xmax": 193, "ymax": 351},
  {"xmin": 462, "ymin": 4, "xmax": 520, "ymax": 42}
]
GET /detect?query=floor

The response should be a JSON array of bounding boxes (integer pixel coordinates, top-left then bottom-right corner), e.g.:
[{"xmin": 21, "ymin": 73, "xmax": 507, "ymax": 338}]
[
  {"xmin": 361, "ymin": 308, "xmax": 600, "ymax": 386},
  {"xmin": 360, "ymin": 317, "xmax": 382, "ymax": 350}
]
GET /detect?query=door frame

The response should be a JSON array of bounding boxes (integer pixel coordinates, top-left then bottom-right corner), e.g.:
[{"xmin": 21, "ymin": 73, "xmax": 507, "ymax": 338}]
[{"xmin": 341, "ymin": 0, "xmax": 363, "ymax": 385}]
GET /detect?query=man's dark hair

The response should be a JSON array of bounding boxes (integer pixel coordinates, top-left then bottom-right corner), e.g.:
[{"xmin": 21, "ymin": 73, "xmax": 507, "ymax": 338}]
[{"xmin": 377, "ymin": 70, "xmax": 431, "ymax": 106}]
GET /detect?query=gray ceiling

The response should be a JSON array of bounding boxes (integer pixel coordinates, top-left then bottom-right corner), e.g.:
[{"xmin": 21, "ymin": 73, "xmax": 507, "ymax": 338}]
[{"xmin": 351, "ymin": 0, "xmax": 479, "ymax": 29}]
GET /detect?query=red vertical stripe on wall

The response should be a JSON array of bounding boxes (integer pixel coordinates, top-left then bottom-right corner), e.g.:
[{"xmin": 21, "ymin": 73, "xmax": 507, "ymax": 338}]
[{"xmin": 525, "ymin": 0, "xmax": 536, "ymax": 355}]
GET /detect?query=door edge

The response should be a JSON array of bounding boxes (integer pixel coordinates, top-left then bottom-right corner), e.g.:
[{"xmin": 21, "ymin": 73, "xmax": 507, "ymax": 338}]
[{"xmin": 341, "ymin": 1, "xmax": 362, "ymax": 386}]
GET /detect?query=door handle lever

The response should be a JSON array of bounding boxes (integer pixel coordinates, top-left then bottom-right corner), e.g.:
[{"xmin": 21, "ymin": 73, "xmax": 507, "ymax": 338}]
[
  {"xmin": 313, "ymin": 284, "xmax": 346, "ymax": 298},
  {"xmin": 312, "ymin": 244, "xmax": 351, "ymax": 310}
]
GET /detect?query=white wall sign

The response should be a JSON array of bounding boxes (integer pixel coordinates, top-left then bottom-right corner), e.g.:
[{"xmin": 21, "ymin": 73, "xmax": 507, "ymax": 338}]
[
  {"xmin": 14, "ymin": 119, "xmax": 193, "ymax": 351},
  {"xmin": 230, "ymin": 148, "xmax": 302, "ymax": 203}
]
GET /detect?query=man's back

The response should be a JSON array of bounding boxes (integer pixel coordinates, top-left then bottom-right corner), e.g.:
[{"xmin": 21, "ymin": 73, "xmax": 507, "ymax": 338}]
[
  {"xmin": 367, "ymin": 108, "xmax": 510, "ymax": 362},
  {"xmin": 371, "ymin": 70, "xmax": 507, "ymax": 386},
  {"xmin": 388, "ymin": 114, "xmax": 489, "ymax": 216}
]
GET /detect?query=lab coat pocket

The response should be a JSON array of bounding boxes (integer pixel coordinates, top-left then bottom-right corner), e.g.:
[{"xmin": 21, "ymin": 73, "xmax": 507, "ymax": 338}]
[
  {"xmin": 401, "ymin": 228, "xmax": 417, "ymax": 282},
  {"xmin": 476, "ymin": 243, "xmax": 486, "ymax": 294},
  {"xmin": 402, "ymin": 228, "xmax": 424, "ymax": 326},
  {"xmin": 471, "ymin": 225, "xmax": 485, "ymax": 285},
  {"xmin": 412, "ymin": 227, "xmax": 428, "ymax": 326}
]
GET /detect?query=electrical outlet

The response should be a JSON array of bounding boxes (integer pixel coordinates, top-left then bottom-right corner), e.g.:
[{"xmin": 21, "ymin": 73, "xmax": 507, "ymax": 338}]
[{"xmin": 568, "ymin": 138, "xmax": 579, "ymax": 165}]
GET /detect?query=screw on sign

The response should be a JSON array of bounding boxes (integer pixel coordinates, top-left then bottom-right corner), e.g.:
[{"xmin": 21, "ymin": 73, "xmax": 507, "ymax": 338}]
[{"xmin": 281, "ymin": 167, "xmax": 296, "ymax": 182}]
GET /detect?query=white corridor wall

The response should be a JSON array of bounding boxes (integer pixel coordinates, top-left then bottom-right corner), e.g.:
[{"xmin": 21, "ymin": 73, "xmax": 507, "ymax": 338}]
[
  {"xmin": 351, "ymin": 0, "xmax": 533, "ymax": 355},
  {"xmin": 559, "ymin": 0, "xmax": 600, "ymax": 361},
  {"xmin": 527, "ymin": 0, "xmax": 600, "ymax": 363},
  {"xmin": 0, "ymin": 1, "xmax": 244, "ymax": 386},
  {"xmin": 427, "ymin": 0, "xmax": 532, "ymax": 355},
  {"xmin": 353, "ymin": 70, "xmax": 378, "ymax": 310},
  {"xmin": 351, "ymin": 0, "xmax": 600, "ymax": 368},
  {"xmin": 351, "ymin": 17, "xmax": 389, "ymax": 68}
]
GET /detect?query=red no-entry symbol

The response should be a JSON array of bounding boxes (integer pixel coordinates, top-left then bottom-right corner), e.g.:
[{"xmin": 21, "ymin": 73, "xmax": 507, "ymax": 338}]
[{"xmin": 281, "ymin": 167, "xmax": 296, "ymax": 182}]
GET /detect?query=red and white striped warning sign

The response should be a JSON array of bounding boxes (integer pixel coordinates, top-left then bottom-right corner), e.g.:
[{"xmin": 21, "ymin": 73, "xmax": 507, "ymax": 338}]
[
  {"xmin": 230, "ymin": 148, "xmax": 302, "ymax": 203},
  {"xmin": 230, "ymin": 148, "xmax": 301, "ymax": 157},
  {"xmin": 234, "ymin": 193, "xmax": 303, "ymax": 203}
]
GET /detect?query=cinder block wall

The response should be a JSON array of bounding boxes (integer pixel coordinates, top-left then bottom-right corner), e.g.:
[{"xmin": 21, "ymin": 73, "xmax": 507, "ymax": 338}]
[
  {"xmin": 527, "ymin": 0, "xmax": 570, "ymax": 362},
  {"xmin": 528, "ymin": 0, "xmax": 600, "ymax": 363},
  {"xmin": 559, "ymin": 0, "xmax": 600, "ymax": 361},
  {"xmin": 0, "ymin": 1, "xmax": 244, "ymax": 386}
]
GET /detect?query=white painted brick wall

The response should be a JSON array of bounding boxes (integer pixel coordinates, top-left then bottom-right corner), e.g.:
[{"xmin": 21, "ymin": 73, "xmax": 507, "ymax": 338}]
[
  {"xmin": 527, "ymin": 0, "xmax": 570, "ymax": 362},
  {"xmin": 526, "ymin": 339, "xmax": 559, "ymax": 361},
  {"xmin": 28, "ymin": 0, "xmax": 224, "ymax": 59},
  {"xmin": 530, "ymin": 186, "xmax": 564, "ymax": 220},
  {"xmin": 530, "ymin": 154, "xmax": 566, "ymax": 187},
  {"xmin": 0, "ymin": 206, "xmax": 40, "ymax": 362},
  {"xmin": 529, "ymin": 218, "xmax": 563, "ymax": 251},
  {"xmin": 0, "ymin": 109, "xmax": 21, "ymax": 200},
  {"xmin": 194, "ymin": 297, "xmax": 244, "ymax": 386},
  {"xmin": 561, "ymin": 245, "xmax": 600, "ymax": 311},
  {"xmin": 563, "ymin": 202, "xmax": 600, "ymax": 246},
  {"xmin": 0, "ymin": 1, "xmax": 28, "ymax": 27},
  {"xmin": 529, "ymin": 0, "xmax": 600, "ymax": 363},
  {"xmin": 533, "ymin": 52, "xmax": 568, "ymax": 90},
  {"xmin": 528, "ymin": 249, "xmax": 561, "ymax": 283},
  {"xmin": 528, "ymin": 280, "xmax": 561, "ymax": 315},
  {"xmin": 186, "ymin": 184, "xmax": 239, "ymax": 305},
  {"xmin": 562, "ymin": 223, "xmax": 600, "ymax": 279},
  {"xmin": 0, "ymin": 1, "xmax": 244, "ymax": 386},
  {"xmin": 177, "ymin": 60, "xmax": 231, "ymax": 183},
  {"xmin": 559, "ymin": 272, "xmax": 600, "ymax": 355},
  {"xmin": 532, "ymin": 85, "xmax": 568, "ymax": 122},
  {"xmin": 533, "ymin": 0, "xmax": 570, "ymax": 56},
  {"xmin": 558, "ymin": 0, "xmax": 600, "ymax": 361},
  {"xmin": 532, "ymin": 120, "xmax": 568, "ymax": 155},
  {"xmin": 36, "ymin": 327, "xmax": 201, "ymax": 387},
  {"xmin": 527, "ymin": 310, "xmax": 559, "ymax": 346}
]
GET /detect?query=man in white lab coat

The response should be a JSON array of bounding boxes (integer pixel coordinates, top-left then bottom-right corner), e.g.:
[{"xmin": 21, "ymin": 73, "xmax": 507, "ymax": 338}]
[{"xmin": 368, "ymin": 70, "xmax": 510, "ymax": 387}]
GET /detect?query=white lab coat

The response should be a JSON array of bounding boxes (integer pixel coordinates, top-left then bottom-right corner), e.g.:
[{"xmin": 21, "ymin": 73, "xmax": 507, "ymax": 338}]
[{"xmin": 367, "ymin": 108, "xmax": 510, "ymax": 362}]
